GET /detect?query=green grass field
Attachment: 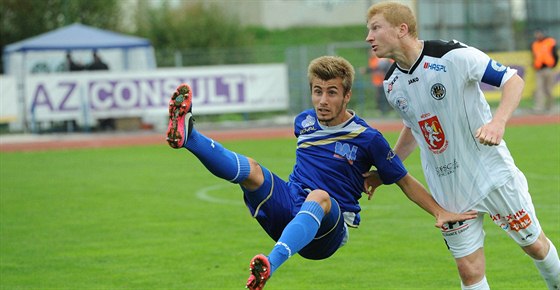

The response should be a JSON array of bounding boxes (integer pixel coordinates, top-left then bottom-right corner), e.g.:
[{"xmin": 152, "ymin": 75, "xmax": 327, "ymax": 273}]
[{"xmin": 1, "ymin": 124, "xmax": 559, "ymax": 289}]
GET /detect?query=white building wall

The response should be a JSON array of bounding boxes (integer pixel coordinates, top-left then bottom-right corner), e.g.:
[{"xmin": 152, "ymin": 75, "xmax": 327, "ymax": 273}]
[{"xmin": 212, "ymin": 0, "xmax": 414, "ymax": 29}]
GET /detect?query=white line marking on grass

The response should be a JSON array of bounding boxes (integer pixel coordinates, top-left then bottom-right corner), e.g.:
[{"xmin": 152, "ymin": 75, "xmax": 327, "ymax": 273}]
[
  {"xmin": 196, "ymin": 184, "xmax": 244, "ymax": 205},
  {"xmin": 194, "ymin": 171, "xmax": 559, "ymax": 207}
]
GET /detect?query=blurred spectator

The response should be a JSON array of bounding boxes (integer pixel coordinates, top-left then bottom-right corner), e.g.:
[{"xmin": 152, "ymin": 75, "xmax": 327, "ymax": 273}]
[
  {"xmin": 87, "ymin": 50, "xmax": 109, "ymax": 70},
  {"xmin": 531, "ymin": 28, "xmax": 558, "ymax": 113},
  {"xmin": 87, "ymin": 50, "xmax": 113, "ymax": 130},
  {"xmin": 66, "ymin": 51, "xmax": 85, "ymax": 71},
  {"xmin": 362, "ymin": 51, "xmax": 393, "ymax": 116}
]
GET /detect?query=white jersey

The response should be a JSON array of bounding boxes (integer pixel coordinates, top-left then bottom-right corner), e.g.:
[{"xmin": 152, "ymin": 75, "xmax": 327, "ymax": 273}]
[{"xmin": 384, "ymin": 40, "xmax": 519, "ymax": 212}]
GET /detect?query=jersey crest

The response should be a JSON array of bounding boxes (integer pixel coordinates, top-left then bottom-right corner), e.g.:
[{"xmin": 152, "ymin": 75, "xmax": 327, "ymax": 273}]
[
  {"xmin": 430, "ymin": 83, "xmax": 446, "ymax": 100},
  {"xmin": 418, "ymin": 115, "xmax": 448, "ymax": 154},
  {"xmin": 299, "ymin": 114, "xmax": 318, "ymax": 135},
  {"xmin": 394, "ymin": 96, "xmax": 410, "ymax": 112}
]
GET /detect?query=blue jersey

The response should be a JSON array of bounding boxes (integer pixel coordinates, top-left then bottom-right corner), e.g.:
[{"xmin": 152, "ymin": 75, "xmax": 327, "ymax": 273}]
[{"xmin": 289, "ymin": 109, "xmax": 407, "ymax": 226}]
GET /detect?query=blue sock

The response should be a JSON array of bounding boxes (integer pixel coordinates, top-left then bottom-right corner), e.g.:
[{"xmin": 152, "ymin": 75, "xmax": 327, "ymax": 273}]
[
  {"xmin": 267, "ymin": 201, "xmax": 325, "ymax": 275},
  {"xmin": 185, "ymin": 128, "xmax": 250, "ymax": 183}
]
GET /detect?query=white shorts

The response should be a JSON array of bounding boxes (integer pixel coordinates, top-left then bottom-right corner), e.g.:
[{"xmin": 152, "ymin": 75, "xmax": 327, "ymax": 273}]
[{"xmin": 441, "ymin": 169, "xmax": 542, "ymax": 258}]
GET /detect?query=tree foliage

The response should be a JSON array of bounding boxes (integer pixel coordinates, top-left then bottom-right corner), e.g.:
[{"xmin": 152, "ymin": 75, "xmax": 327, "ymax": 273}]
[
  {"xmin": 134, "ymin": 0, "xmax": 251, "ymax": 50},
  {"xmin": 0, "ymin": 0, "xmax": 122, "ymax": 72},
  {"xmin": 0, "ymin": 0, "xmax": 255, "ymax": 71}
]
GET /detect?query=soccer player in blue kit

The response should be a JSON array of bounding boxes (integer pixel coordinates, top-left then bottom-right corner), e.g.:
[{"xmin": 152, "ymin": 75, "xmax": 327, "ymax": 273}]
[
  {"xmin": 364, "ymin": 2, "xmax": 560, "ymax": 289},
  {"xmin": 166, "ymin": 56, "xmax": 476, "ymax": 290}
]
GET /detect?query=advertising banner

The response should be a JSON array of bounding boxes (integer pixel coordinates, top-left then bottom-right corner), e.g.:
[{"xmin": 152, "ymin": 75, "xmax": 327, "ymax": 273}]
[{"xmin": 24, "ymin": 63, "xmax": 289, "ymax": 125}]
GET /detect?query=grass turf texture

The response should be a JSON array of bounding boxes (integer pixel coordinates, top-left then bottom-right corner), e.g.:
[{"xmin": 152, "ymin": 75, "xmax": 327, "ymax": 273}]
[{"xmin": 1, "ymin": 124, "xmax": 558, "ymax": 289}]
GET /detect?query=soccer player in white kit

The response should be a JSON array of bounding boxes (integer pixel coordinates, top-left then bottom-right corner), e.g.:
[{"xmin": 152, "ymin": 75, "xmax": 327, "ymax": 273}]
[{"xmin": 363, "ymin": 2, "xmax": 560, "ymax": 289}]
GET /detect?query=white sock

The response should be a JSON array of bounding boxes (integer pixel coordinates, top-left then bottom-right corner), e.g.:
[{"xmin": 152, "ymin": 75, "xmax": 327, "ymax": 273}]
[
  {"xmin": 461, "ymin": 276, "xmax": 490, "ymax": 290},
  {"xmin": 533, "ymin": 239, "xmax": 560, "ymax": 290}
]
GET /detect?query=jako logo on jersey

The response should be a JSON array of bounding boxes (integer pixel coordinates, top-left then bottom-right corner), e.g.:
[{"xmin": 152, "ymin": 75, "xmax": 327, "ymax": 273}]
[
  {"xmin": 408, "ymin": 77, "xmax": 419, "ymax": 85},
  {"xmin": 300, "ymin": 115, "xmax": 317, "ymax": 134},
  {"xmin": 424, "ymin": 62, "xmax": 447, "ymax": 72},
  {"xmin": 430, "ymin": 83, "xmax": 446, "ymax": 100},
  {"xmin": 418, "ymin": 115, "xmax": 448, "ymax": 154},
  {"xmin": 334, "ymin": 142, "xmax": 357, "ymax": 164},
  {"xmin": 387, "ymin": 76, "xmax": 398, "ymax": 93}
]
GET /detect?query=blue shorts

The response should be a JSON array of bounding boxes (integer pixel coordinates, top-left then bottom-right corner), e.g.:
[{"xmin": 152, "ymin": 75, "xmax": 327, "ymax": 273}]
[{"xmin": 242, "ymin": 166, "xmax": 347, "ymax": 260}]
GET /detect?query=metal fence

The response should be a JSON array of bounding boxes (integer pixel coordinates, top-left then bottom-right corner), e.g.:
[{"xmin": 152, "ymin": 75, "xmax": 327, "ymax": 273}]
[
  {"xmin": 153, "ymin": 0, "xmax": 559, "ymax": 121},
  {"xmin": 157, "ymin": 42, "xmax": 383, "ymax": 120},
  {"xmin": 417, "ymin": 0, "xmax": 560, "ymax": 52}
]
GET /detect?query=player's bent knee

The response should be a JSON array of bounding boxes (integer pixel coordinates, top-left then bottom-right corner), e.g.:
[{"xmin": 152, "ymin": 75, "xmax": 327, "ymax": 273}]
[
  {"xmin": 240, "ymin": 158, "xmax": 265, "ymax": 191},
  {"xmin": 456, "ymin": 251, "xmax": 485, "ymax": 285},
  {"xmin": 457, "ymin": 263, "xmax": 485, "ymax": 285},
  {"xmin": 247, "ymin": 157, "xmax": 261, "ymax": 172},
  {"xmin": 306, "ymin": 190, "xmax": 331, "ymax": 213},
  {"xmin": 523, "ymin": 232, "xmax": 549, "ymax": 259}
]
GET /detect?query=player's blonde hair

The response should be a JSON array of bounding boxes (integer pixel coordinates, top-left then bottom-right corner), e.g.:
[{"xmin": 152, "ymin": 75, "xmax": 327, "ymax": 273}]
[
  {"xmin": 307, "ymin": 56, "xmax": 354, "ymax": 95},
  {"xmin": 367, "ymin": 2, "xmax": 418, "ymax": 38}
]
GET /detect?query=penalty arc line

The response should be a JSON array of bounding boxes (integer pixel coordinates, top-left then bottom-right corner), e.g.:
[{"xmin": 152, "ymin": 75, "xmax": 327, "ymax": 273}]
[{"xmin": 195, "ymin": 184, "xmax": 245, "ymax": 205}]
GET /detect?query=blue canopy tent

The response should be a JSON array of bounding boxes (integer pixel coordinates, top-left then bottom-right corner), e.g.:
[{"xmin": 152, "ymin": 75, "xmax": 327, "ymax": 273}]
[{"xmin": 3, "ymin": 23, "xmax": 156, "ymax": 74}]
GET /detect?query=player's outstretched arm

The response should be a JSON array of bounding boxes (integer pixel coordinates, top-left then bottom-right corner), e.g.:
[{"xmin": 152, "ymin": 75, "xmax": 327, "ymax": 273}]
[
  {"xmin": 396, "ymin": 173, "xmax": 477, "ymax": 229},
  {"xmin": 393, "ymin": 126, "xmax": 417, "ymax": 161}
]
